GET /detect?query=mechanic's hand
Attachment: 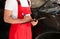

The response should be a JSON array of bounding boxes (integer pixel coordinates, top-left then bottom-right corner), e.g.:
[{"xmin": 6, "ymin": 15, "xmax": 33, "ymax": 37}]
[{"xmin": 31, "ymin": 20, "xmax": 38, "ymax": 26}]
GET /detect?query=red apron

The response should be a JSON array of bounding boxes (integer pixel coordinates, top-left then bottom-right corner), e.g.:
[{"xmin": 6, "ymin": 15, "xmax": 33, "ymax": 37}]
[{"xmin": 9, "ymin": 0, "xmax": 32, "ymax": 39}]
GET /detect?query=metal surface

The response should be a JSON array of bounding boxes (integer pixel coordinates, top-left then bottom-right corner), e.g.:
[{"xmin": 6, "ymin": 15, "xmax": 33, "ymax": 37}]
[{"xmin": 31, "ymin": 0, "xmax": 46, "ymax": 8}]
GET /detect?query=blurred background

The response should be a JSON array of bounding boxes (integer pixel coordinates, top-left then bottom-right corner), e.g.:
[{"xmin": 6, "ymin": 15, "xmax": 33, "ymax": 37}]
[
  {"xmin": 1, "ymin": 0, "xmax": 60, "ymax": 39},
  {"xmin": 0, "ymin": 0, "xmax": 10, "ymax": 39}
]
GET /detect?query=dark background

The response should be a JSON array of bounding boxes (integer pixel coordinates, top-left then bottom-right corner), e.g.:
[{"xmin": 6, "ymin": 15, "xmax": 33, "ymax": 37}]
[
  {"xmin": 1, "ymin": 0, "xmax": 60, "ymax": 39},
  {"xmin": 0, "ymin": 0, "xmax": 10, "ymax": 39}
]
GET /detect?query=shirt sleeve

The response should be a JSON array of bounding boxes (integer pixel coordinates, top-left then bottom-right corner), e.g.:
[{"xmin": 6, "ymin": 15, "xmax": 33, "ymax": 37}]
[{"xmin": 5, "ymin": 0, "xmax": 15, "ymax": 10}]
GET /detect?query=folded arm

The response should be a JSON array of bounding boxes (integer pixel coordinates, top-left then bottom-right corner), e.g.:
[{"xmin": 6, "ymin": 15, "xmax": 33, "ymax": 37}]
[{"xmin": 4, "ymin": 9, "xmax": 32, "ymax": 24}]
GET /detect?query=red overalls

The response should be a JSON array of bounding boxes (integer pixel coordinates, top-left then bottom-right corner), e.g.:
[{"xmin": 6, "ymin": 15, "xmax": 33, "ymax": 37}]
[{"xmin": 9, "ymin": 0, "xmax": 32, "ymax": 39}]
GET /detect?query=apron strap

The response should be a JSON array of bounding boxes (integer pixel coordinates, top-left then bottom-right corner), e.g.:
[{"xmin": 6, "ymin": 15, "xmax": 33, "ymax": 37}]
[
  {"xmin": 27, "ymin": 0, "xmax": 30, "ymax": 5},
  {"xmin": 17, "ymin": 0, "xmax": 21, "ymax": 4},
  {"xmin": 17, "ymin": 0, "xmax": 23, "ymax": 18},
  {"xmin": 17, "ymin": 0, "xmax": 30, "ymax": 5}
]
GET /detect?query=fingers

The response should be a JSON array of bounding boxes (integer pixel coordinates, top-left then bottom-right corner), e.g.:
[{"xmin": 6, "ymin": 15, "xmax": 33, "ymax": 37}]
[{"xmin": 31, "ymin": 20, "xmax": 38, "ymax": 26}]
